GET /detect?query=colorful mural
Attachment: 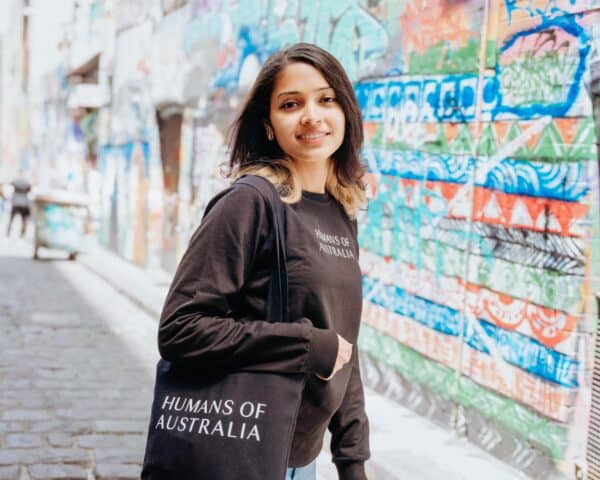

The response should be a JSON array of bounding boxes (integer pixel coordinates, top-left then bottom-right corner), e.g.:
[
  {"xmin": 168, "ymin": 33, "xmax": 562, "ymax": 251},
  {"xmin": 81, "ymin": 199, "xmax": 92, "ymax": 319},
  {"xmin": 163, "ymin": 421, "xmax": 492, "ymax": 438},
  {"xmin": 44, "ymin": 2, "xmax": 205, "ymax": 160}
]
[
  {"xmin": 352, "ymin": 1, "xmax": 598, "ymax": 478},
  {"xmin": 97, "ymin": 139, "xmax": 162, "ymax": 267},
  {"xmin": 95, "ymin": 19, "xmax": 165, "ymax": 269},
  {"xmin": 82, "ymin": 1, "xmax": 600, "ymax": 477}
]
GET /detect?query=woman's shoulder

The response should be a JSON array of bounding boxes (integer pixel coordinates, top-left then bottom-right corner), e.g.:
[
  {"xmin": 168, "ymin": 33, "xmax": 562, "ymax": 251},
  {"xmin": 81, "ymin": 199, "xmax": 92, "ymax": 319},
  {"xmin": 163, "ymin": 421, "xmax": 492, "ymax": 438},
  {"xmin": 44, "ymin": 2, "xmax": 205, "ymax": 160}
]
[
  {"xmin": 203, "ymin": 176, "xmax": 273, "ymax": 221},
  {"xmin": 190, "ymin": 178, "xmax": 273, "ymax": 249}
]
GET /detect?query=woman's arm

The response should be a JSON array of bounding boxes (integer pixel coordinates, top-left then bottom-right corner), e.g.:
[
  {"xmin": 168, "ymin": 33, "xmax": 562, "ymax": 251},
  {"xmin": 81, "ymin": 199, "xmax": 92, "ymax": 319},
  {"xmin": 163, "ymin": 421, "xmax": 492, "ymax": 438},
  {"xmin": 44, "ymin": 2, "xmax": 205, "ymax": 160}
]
[
  {"xmin": 328, "ymin": 352, "xmax": 371, "ymax": 480},
  {"xmin": 158, "ymin": 183, "xmax": 339, "ymax": 376}
]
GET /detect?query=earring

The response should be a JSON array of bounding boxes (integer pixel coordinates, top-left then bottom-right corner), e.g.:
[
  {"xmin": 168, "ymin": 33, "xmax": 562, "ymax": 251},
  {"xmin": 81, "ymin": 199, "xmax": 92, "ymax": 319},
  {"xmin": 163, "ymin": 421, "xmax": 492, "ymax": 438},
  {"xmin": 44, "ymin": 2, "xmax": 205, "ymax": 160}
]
[{"xmin": 265, "ymin": 126, "xmax": 274, "ymax": 141}]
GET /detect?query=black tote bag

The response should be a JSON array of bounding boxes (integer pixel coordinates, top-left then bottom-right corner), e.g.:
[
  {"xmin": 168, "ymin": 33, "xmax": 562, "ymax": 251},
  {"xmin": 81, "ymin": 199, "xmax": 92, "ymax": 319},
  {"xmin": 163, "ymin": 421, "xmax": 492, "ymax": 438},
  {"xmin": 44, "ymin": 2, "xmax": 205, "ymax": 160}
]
[{"xmin": 141, "ymin": 175, "xmax": 306, "ymax": 480}]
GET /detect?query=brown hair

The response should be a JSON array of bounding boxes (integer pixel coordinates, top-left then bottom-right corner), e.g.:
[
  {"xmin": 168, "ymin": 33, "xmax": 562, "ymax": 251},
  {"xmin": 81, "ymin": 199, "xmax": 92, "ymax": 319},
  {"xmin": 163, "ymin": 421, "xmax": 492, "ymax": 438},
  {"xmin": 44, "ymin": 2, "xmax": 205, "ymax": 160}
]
[{"xmin": 227, "ymin": 42, "xmax": 366, "ymax": 218}]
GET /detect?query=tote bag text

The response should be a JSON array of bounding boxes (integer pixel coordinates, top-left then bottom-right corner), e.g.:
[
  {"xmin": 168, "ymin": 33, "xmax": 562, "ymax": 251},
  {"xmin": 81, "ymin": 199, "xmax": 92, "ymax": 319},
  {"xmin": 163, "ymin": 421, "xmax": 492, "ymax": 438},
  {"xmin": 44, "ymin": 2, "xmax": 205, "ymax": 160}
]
[{"xmin": 154, "ymin": 395, "xmax": 268, "ymax": 441}]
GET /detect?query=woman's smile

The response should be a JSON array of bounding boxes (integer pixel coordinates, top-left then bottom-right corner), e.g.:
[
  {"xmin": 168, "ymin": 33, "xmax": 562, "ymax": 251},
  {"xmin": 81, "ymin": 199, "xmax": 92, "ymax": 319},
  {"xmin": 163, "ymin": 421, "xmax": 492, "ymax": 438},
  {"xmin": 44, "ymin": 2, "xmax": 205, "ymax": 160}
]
[{"xmin": 296, "ymin": 131, "xmax": 331, "ymax": 144}]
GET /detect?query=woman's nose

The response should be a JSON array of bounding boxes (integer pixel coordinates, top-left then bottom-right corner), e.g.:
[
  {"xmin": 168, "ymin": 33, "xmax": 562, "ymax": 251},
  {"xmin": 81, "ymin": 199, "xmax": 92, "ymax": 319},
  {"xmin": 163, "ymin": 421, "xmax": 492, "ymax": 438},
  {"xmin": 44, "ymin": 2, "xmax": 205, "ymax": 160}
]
[{"xmin": 300, "ymin": 103, "xmax": 322, "ymax": 125}]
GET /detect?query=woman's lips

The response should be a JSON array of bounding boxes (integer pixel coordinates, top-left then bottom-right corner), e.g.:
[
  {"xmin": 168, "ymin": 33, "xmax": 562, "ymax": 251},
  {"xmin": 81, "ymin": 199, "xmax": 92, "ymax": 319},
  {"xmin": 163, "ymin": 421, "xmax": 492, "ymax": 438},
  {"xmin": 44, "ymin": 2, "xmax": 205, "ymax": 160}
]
[{"xmin": 296, "ymin": 132, "xmax": 330, "ymax": 144}]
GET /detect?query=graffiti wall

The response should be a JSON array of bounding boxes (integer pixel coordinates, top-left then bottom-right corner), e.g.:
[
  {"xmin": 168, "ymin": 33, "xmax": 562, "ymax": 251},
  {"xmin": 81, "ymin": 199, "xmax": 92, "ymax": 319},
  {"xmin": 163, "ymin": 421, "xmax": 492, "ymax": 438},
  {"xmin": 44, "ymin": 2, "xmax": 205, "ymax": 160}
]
[
  {"xmin": 174, "ymin": 1, "xmax": 600, "ymax": 478},
  {"xmin": 99, "ymin": 19, "xmax": 164, "ymax": 269},
  {"xmin": 355, "ymin": 1, "xmax": 599, "ymax": 478}
]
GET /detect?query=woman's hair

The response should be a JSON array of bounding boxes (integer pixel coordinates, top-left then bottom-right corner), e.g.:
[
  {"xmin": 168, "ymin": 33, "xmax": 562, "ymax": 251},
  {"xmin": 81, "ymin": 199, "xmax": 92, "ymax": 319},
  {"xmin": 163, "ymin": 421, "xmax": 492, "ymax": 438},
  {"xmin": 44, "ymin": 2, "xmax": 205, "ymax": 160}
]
[{"xmin": 226, "ymin": 43, "xmax": 366, "ymax": 218}]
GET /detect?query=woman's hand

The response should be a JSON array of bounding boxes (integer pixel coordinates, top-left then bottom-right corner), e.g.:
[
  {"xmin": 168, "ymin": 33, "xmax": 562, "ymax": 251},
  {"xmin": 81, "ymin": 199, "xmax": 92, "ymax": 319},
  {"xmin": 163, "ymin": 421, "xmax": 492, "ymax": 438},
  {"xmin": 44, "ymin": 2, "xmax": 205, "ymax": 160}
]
[{"xmin": 316, "ymin": 334, "xmax": 353, "ymax": 381}]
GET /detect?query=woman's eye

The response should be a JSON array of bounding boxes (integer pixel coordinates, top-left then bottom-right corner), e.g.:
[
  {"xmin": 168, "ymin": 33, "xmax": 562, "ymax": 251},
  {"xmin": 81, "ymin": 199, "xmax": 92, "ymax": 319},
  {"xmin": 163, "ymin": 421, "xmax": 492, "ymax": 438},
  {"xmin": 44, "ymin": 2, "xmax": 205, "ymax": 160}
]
[
  {"xmin": 280, "ymin": 101, "xmax": 298, "ymax": 109},
  {"xmin": 322, "ymin": 96, "xmax": 337, "ymax": 103}
]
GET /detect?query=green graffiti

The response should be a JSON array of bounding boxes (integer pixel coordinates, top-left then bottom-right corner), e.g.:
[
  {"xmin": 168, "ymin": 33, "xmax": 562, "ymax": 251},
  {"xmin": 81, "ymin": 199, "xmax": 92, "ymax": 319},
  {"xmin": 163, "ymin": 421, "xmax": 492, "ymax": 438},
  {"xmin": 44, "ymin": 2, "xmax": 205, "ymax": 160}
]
[
  {"xmin": 569, "ymin": 117, "xmax": 597, "ymax": 161},
  {"xmin": 449, "ymin": 125, "xmax": 475, "ymax": 155},
  {"xmin": 365, "ymin": 118, "xmax": 597, "ymax": 163},
  {"xmin": 360, "ymin": 221, "xmax": 581, "ymax": 312},
  {"xmin": 476, "ymin": 124, "xmax": 496, "ymax": 156},
  {"xmin": 264, "ymin": 0, "xmax": 389, "ymax": 81},
  {"xmin": 503, "ymin": 121, "xmax": 531, "ymax": 158},
  {"xmin": 358, "ymin": 324, "xmax": 569, "ymax": 459},
  {"xmin": 532, "ymin": 121, "xmax": 566, "ymax": 159},
  {"xmin": 499, "ymin": 50, "xmax": 580, "ymax": 106},
  {"xmin": 407, "ymin": 39, "xmax": 496, "ymax": 74}
]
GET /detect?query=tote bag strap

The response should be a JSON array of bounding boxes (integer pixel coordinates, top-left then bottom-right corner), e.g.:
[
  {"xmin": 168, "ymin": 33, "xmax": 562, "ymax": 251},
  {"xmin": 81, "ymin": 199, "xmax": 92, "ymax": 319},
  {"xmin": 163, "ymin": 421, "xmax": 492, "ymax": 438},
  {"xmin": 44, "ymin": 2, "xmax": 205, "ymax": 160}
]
[{"xmin": 235, "ymin": 175, "xmax": 288, "ymax": 324}]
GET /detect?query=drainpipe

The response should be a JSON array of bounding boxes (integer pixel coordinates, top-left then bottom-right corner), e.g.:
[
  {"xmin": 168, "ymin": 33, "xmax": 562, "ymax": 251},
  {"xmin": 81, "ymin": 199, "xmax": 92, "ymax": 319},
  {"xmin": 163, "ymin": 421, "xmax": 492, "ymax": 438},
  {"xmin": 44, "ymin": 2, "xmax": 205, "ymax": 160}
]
[
  {"xmin": 592, "ymin": 60, "xmax": 600, "ymax": 141},
  {"xmin": 584, "ymin": 58, "xmax": 600, "ymax": 480},
  {"xmin": 453, "ymin": 0, "xmax": 491, "ymax": 438}
]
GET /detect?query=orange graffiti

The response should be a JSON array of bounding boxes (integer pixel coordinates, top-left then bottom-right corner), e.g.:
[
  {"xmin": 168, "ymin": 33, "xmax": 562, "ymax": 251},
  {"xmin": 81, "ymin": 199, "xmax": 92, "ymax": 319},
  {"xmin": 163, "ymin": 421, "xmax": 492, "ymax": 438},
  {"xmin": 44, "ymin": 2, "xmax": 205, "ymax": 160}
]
[
  {"xmin": 398, "ymin": 0, "xmax": 478, "ymax": 54},
  {"xmin": 360, "ymin": 251, "xmax": 580, "ymax": 348},
  {"xmin": 362, "ymin": 301, "xmax": 572, "ymax": 422},
  {"xmin": 396, "ymin": 178, "xmax": 589, "ymax": 237}
]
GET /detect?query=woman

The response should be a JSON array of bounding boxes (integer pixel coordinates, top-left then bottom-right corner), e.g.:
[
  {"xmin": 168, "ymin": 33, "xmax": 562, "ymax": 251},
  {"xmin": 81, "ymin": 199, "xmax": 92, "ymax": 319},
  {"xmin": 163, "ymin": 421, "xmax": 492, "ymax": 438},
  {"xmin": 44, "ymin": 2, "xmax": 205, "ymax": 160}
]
[{"xmin": 158, "ymin": 43, "xmax": 370, "ymax": 480}]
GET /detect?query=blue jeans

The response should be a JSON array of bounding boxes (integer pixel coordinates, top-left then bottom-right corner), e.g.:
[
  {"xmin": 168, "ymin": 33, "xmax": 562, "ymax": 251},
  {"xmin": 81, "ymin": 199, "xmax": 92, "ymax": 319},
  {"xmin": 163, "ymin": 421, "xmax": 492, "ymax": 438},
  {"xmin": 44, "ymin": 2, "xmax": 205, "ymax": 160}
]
[{"xmin": 285, "ymin": 461, "xmax": 316, "ymax": 480}]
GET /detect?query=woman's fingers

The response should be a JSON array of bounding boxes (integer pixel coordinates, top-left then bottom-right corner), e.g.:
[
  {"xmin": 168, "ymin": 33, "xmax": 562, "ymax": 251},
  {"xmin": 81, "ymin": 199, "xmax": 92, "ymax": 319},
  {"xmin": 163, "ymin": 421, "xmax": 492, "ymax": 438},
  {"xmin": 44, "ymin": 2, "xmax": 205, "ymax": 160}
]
[{"xmin": 315, "ymin": 334, "xmax": 353, "ymax": 381}]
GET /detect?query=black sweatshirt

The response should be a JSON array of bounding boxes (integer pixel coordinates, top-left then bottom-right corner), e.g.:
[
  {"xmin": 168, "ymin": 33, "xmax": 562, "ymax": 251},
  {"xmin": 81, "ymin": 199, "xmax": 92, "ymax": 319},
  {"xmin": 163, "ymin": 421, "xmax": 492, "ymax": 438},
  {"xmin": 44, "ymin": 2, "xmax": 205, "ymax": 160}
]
[{"xmin": 158, "ymin": 177, "xmax": 370, "ymax": 479}]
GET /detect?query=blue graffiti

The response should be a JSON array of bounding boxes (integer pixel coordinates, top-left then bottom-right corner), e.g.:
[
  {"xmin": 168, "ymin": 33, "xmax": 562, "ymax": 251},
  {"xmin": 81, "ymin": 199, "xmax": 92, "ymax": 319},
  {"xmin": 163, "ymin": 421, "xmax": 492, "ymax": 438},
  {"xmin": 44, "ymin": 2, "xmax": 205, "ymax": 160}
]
[
  {"xmin": 185, "ymin": 0, "xmax": 388, "ymax": 89},
  {"xmin": 504, "ymin": 0, "xmax": 534, "ymax": 24},
  {"xmin": 355, "ymin": 14, "xmax": 589, "ymax": 124},
  {"xmin": 363, "ymin": 148, "xmax": 589, "ymax": 202},
  {"xmin": 362, "ymin": 275, "xmax": 579, "ymax": 388},
  {"xmin": 358, "ymin": 175, "xmax": 496, "ymax": 280},
  {"xmin": 355, "ymin": 75, "xmax": 499, "ymax": 123},
  {"xmin": 504, "ymin": 0, "xmax": 587, "ymax": 25},
  {"xmin": 209, "ymin": 26, "xmax": 264, "ymax": 89},
  {"xmin": 359, "ymin": 175, "xmax": 449, "ymax": 265},
  {"xmin": 327, "ymin": 6, "xmax": 389, "ymax": 80},
  {"xmin": 99, "ymin": 141, "xmax": 151, "ymax": 175}
]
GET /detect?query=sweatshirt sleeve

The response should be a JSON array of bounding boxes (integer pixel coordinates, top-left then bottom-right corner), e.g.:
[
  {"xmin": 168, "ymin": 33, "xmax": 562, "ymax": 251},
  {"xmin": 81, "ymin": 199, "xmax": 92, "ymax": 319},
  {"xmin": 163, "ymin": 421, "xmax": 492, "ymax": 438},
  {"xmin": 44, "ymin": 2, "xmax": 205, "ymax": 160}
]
[
  {"xmin": 158, "ymin": 183, "xmax": 339, "ymax": 376},
  {"xmin": 328, "ymin": 352, "xmax": 371, "ymax": 480}
]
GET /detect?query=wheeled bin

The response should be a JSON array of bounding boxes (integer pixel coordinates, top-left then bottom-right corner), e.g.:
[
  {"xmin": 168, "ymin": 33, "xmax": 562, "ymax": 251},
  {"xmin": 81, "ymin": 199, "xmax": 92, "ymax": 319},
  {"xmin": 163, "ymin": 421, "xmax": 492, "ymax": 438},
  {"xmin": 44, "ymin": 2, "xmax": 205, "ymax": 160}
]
[{"xmin": 33, "ymin": 192, "xmax": 89, "ymax": 260}]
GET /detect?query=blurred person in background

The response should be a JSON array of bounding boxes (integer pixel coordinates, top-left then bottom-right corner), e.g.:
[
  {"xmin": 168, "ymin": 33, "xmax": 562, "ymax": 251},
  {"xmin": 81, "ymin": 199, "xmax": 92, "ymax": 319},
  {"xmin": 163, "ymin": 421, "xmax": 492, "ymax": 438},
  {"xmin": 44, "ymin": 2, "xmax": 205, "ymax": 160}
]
[{"xmin": 6, "ymin": 173, "xmax": 32, "ymax": 237}]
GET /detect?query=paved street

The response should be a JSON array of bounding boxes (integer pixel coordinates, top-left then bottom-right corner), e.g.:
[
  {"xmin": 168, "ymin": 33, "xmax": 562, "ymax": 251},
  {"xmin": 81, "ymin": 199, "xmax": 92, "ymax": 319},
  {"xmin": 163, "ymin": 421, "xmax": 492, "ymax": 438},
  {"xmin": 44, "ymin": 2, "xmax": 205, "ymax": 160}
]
[
  {"xmin": 0, "ymin": 234, "xmax": 157, "ymax": 479},
  {"xmin": 0, "ymin": 228, "xmax": 525, "ymax": 480}
]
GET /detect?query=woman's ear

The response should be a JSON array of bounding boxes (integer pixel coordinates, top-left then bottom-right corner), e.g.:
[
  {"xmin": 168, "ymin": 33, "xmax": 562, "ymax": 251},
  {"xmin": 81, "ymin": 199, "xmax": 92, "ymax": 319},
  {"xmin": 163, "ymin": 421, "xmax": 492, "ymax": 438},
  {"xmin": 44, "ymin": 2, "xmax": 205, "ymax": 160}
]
[{"xmin": 264, "ymin": 122, "xmax": 274, "ymax": 141}]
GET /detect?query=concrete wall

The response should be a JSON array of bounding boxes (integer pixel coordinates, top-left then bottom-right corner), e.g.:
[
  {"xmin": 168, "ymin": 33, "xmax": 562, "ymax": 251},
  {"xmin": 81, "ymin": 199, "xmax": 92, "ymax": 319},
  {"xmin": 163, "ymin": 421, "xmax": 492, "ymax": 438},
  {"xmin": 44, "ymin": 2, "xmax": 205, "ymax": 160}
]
[{"xmin": 1, "ymin": 0, "xmax": 28, "ymax": 179}]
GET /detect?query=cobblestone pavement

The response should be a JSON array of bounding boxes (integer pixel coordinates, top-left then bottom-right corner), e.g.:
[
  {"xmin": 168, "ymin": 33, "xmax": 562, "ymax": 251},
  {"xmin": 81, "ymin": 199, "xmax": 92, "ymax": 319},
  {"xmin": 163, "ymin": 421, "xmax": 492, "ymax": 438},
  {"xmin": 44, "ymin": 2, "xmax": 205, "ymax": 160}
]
[{"xmin": 0, "ymin": 235, "xmax": 158, "ymax": 480}]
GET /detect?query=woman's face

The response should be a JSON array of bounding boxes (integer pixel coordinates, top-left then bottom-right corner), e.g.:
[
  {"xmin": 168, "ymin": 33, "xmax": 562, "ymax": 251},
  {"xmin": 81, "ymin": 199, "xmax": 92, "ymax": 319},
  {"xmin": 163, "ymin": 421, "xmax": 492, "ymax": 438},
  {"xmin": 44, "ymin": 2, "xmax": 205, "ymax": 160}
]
[{"xmin": 269, "ymin": 62, "xmax": 345, "ymax": 168}]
